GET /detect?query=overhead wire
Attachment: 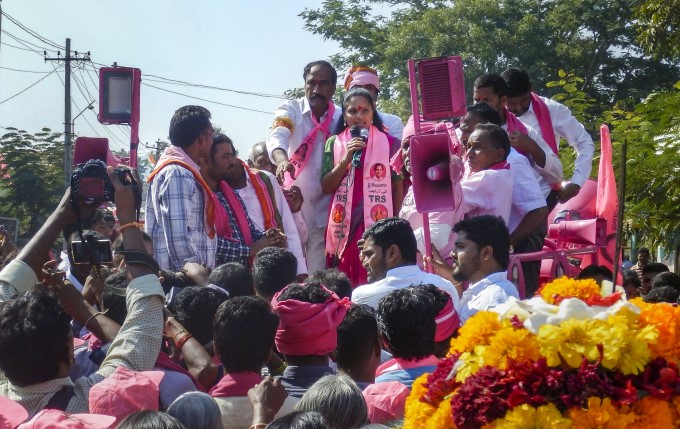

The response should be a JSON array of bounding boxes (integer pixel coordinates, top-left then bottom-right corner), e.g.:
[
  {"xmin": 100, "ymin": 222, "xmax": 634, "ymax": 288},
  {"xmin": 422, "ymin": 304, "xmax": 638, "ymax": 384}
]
[
  {"xmin": 0, "ymin": 67, "xmax": 58, "ymax": 105},
  {"xmin": 142, "ymin": 83, "xmax": 274, "ymax": 115},
  {"xmin": 0, "ymin": 11, "xmax": 64, "ymax": 50},
  {"xmin": 0, "ymin": 65, "xmax": 52, "ymax": 74}
]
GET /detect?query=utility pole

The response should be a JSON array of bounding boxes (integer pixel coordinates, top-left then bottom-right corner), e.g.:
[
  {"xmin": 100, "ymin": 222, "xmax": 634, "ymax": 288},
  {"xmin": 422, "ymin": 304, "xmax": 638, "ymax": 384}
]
[{"xmin": 44, "ymin": 39, "xmax": 90, "ymax": 189}]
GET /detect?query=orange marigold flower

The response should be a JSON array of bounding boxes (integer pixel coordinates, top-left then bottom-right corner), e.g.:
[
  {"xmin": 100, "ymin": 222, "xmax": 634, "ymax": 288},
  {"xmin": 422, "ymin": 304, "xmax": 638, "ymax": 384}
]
[
  {"xmin": 450, "ymin": 311, "xmax": 503, "ymax": 355},
  {"xmin": 628, "ymin": 396, "xmax": 674, "ymax": 429},
  {"xmin": 539, "ymin": 276, "xmax": 602, "ymax": 305},
  {"xmin": 567, "ymin": 397, "xmax": 636, "ymax": 429},
  {"xmin": 404, "ymin": 374, "xmax": 437, "ymax": 429}
]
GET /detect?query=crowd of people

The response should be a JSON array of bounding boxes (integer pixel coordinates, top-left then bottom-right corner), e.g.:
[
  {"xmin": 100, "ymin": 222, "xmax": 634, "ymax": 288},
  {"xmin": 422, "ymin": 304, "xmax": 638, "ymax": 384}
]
[{"xmin": 0, "ymin": 59, "xmax": 675, "ymax": 429}]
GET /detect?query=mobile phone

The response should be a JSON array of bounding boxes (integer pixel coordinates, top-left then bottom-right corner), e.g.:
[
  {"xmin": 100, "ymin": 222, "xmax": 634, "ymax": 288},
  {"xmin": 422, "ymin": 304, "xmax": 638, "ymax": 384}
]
[{"xmin": 71, "ymin": 239, "xmax": 113, "ymax": 265}]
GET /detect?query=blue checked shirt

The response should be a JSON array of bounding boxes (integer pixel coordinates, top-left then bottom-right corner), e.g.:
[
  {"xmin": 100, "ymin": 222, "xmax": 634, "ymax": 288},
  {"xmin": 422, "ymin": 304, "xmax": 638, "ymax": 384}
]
[
  {"xmin": 145, "ymin": 164, "xmax": 216, "ymax": 271},
  {"xmin": 215, "ymin": 187, "xmax": 264, "ymax": 266}
]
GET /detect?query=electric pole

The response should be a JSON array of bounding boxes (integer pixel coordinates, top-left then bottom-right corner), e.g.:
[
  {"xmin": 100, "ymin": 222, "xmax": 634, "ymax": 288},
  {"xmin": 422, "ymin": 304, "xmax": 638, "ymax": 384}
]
[{"xmin": 44, "ymin": 39, "xmax": 90, "ymax": 190}]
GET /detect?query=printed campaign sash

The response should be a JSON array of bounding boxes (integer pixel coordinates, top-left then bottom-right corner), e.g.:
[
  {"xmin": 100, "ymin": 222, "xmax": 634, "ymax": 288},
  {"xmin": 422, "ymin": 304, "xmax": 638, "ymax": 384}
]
[
  {"xmin": 326, "ymin": 125, "xmax": 392, "ymax": 257},
  {"xmin": 286, "ymin": 103, "xmax": 336, "ymax": 187},
  {"xmin": 530, "ymin": 93, "xmax": 559, "ymax": 155}
]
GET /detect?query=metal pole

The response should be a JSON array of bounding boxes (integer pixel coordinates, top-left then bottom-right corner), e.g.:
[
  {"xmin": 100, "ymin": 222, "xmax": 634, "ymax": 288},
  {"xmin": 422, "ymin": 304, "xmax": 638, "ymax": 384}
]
[
  {"xmin": 64, "ymin": 38, "xmax": 72, "ymax": 190},
  {"xmin": 613, "ymin": 139, "xmax": 627, "ymax": 284}
]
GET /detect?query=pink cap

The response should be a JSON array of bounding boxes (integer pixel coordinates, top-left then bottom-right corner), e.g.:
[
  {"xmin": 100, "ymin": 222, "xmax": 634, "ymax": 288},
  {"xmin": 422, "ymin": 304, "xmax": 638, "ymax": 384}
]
[
  {"xmin": 88, "ymin": 367, "xmax": 164, "ymax": 424},
  {"xmin": 0, "ymin": 396, "xmax": 28, "ymax": 428},
  {"xmin": 344, "ymin": 66, "xmax": 380, "ymax": 91},
  {"xmin": 362, "ymin": 382, "xmax": 410, "ymax": 423},
  {"xmin": 434, "ymin": 298, "xmax": 461, "ymax": 342},
  {"xmin": 17, "ymin": 409, "xmax": 115, "ymax": 429}
]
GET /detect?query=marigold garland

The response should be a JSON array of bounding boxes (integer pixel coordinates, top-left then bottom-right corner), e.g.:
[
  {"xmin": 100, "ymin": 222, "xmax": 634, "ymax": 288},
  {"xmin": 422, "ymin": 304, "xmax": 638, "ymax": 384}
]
[
  {"xmin": 271, "ymin": 116, "xmax": 294, "ymax": 132},
  {"xmin": 538, "ymin": 276, "xmax": 601, "ymax": 304}
]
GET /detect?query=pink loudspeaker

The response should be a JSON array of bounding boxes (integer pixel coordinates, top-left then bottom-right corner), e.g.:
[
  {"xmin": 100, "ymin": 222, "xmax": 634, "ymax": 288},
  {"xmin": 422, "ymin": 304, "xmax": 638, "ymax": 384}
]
[
  {"xmin": 417, "ymin": 56, "xmax": 466, "ymax": 120},
  {"xmin": 547, "ymin": 218, "xmax": 607, "ymax": 247},
  {"xmin": 73, "ymin": 137, "xmax": 128, "ymax": 167},
  {"xmin": 411, "ymin": 133, "xmax": 463, "ymax": 213}
]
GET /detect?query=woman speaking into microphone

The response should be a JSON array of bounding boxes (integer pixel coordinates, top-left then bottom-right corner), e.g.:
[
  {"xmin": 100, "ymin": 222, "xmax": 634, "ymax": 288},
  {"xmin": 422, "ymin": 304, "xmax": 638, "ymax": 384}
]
[{"xmin": 321, "ymin": 88, "xmax": 403, "ymax": 286}]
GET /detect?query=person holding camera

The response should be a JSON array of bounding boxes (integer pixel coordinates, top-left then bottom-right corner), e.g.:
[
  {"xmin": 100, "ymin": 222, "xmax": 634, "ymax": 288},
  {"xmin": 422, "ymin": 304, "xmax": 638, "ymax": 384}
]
[
  {"xmin": 146, "ymin": 105, "xmax": 217, "ymax": 271},
  {"xmin": 0, "ymin": 166, "xmax": 165, "ymax": 417}
]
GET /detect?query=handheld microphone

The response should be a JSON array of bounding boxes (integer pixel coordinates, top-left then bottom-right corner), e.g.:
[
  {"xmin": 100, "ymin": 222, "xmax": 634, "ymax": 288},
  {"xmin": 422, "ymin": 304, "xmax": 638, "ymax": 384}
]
[{"xmin": 350, "ymin": 126, "xmax": 369, "ymax": 168}]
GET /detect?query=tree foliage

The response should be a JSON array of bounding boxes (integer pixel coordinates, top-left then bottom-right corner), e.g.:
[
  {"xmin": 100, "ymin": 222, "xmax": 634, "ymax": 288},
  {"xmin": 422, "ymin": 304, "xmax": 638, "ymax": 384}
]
[
  {"xmin": 634, "ymin": 0, "xmax": 680, "ymax": 60},
  {"xmin": 0, "ymin": 128, "xmax": 65, "ymax": 238}
]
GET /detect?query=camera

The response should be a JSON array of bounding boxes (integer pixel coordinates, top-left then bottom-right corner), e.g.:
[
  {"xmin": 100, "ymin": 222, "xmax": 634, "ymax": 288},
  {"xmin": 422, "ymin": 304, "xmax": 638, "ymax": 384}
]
[
  {"xmin": 71, "ymin": 238, "xmax": 113, "ymax": 265},
  {"xmin": 70, "ymin": 159, "xmax": 139, "ymax": 206}
]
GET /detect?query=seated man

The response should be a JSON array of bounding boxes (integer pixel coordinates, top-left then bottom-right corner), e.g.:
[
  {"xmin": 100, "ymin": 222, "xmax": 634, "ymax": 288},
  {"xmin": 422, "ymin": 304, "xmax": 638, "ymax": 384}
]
[
  {"xmin": 375, "ymin": 286, "xmax": 439, "ymax": 388},
  {"xmin": 271, "ymin": 282, "xmax": 348, "ymax": 398},
  {"xmin": 252, "ymin": 247, "xmax": 298, "ymax": 303},
  {"xmin": 202, "ymin": 134, "xmax": 286, "ymax": 267},
  {"xmin": 352, "ymin": 217, "xmax": 461, "ymax": 311},
  {"xmin": 0, "ymin": 168, "xmax": 164, "ymax": 416},
  {"xmin": 223, "ymin": 139, "xmax": 307, "ymax": 277},
  {"xmin": 452, "ymin": 215, "xmax": 519, "ymax": 322},
  {"xmin": 332, "ymin": 304, "xmax": 382, "ymax": 389},
  {"xmin": 211, "ymin": 296, "xmax": 298, "ymax": 428}
]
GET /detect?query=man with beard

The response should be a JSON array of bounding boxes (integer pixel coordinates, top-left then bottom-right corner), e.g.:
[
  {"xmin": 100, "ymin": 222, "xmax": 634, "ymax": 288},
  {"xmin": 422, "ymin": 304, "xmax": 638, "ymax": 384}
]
[
  {"xmin": 351, "ymin": 217, "xmax": 460, "ymax": 311},
  {"xmin": 452, "ymin": 215, "xmax": 518, "ymax": 323},
  {"xmin": 267, "ymin": 61, "xmax": 342, "ymax": 274}
]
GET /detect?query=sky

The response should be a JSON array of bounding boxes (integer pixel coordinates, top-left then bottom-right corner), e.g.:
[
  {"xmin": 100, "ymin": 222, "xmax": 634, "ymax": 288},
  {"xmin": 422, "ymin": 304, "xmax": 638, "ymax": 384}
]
[{"xmin": 0, "ymin": 0, "xmax": 341, "ymax": 158}]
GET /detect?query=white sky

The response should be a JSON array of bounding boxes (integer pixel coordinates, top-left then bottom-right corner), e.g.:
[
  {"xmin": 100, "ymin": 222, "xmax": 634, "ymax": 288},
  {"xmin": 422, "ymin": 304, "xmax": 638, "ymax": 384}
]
[{"xmin": 0, "ymin": 0, "xmax": 340, "ymax": 157}]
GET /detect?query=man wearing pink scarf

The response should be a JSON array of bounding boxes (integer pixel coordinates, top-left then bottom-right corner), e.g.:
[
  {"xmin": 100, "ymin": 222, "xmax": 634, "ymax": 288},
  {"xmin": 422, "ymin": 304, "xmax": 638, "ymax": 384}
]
[
  {"xmin": 266, "ymin": 61, "xmax": 342, "ymax": 274},
  {"xmin": 502, "ymin": 67, "xmax": 595, "ymax": 204}
]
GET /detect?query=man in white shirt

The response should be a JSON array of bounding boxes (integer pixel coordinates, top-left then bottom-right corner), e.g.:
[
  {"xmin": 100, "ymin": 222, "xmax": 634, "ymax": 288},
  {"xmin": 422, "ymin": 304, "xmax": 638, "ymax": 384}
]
[
  {"xmin": 352, "ymin": 217, "xmax": 461, "ymax": 311},
  {"xmin": 343, "ymin": 65, "xmax": 405, "ymax": 140},
  {"xmin": 473, "ymin": 74, "xmax": 563, "ymax": 201},
  {"xmin": 267, "ymin": 61, "xmax": 342, "ymax": 273},
  {"xmin": 222, "ymin": 143, "xmax": 308, "ymax": 277},
  {"xmin": 502, "ymin": 68, "xmax": 595, "ymax": 204},
  {"xmin": 451, "ymin": 215, "xmax": 519, "ymax": 322}
]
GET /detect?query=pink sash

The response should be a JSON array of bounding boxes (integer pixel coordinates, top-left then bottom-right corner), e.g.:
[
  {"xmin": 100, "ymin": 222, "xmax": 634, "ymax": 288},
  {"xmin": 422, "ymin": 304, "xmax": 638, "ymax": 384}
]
[
  {"xmin": 326, "ymin": 126, "xmax": 393, "ymax": 257},
  {"xmin": 217, "ymin": 181, "xmax": 253, "ymax": 245},
  {"xmin": 530, "ymin": 93, "xmax": 558, "ymax": 155},
  {"xmin": 286, "ymin": 103, "xmax": 336, "ymax": 186}
]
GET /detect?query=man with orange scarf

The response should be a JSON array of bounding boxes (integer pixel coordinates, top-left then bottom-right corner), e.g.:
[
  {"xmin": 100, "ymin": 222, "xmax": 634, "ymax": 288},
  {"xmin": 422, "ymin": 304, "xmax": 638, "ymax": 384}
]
[{"xmin": 146, "ymin": 105, "xmax": 216, "ymax": 271}]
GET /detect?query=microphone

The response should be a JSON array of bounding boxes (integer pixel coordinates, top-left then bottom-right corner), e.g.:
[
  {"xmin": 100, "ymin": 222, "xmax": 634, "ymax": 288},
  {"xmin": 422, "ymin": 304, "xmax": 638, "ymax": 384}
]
[{"xmin": 350, "ymin": 125, "xmax": 369, "ymax": 168}]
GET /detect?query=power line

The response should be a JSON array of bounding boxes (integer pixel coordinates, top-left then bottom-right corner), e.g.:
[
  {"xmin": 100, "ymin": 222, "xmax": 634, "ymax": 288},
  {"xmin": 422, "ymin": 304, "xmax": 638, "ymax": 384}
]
[
  {"xmin": 0, "ymin": 68, "xmax": 57, "ymax": 105},
  {"xmin": 142, "ymin": 83, "xmax": 274, "ymax": 115},
  {"xmin": 1, "ymin": 29, "xmax": 58, "ymax": 53},
  {"xmin": 0, "ymin": 11, "xmax": 64, "ymax": 50},
  {"xmin": 0, "ymin": 65, "xmax": 52, "ymax": 74},
  {"xmin": 143, "ymin": 75, "xmax": 286, "ymax": 99},
  {"xmin": 0, "ymin": 40, "xmax": 36, "ymax": 52}
]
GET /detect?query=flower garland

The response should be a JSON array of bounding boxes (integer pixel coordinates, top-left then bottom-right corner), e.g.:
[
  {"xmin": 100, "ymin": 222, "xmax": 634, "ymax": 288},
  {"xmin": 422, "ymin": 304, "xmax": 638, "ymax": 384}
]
[{"xmin": 403, "ymin": 276, "xmax": 680, "ymax": 429}]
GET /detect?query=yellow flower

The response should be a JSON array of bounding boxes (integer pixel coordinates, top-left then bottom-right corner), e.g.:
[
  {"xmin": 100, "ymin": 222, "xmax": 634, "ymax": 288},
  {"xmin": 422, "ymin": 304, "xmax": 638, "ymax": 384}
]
[
  {"xmin": 567, "ymin": 397, "xmax": 636, "ymax": 429},
  {"xmin": 482, "ymin": 327, "xmax": 541, "ymax": 370},
  {"xmin": 539, "ymin": 276, "xmax": 601, "ymax": 305},
  {"xmin": 635, "ymin": 301, "xmax": 680, "ymax": 363},
  {"xmin": 628, "ymin": 396, "xmax": 674, "ymax": 429},
  {"xmin": 493, "ymin": 403, "xmax": 572, "ymax": 429},
  {"xmin": 403, "ymin": 374, "xmax": 437, "ymax": 429},
  {"xmin": 430, "ymin": 396, "xmax": 456, "ymax": 429},
  {"xmin": 538, "ymin": 319, "xmax": 601, "ymax": 368},
  {"xmin": 591, "ymin": 313, "xmax": 658, "ymax": 375},
  {"xmin": 450, "ymin": 311, "xmax": 503, "ymax": 355},
  {"xmin": 454, "ymin": 350, "xmax": 485, "ymax": 383}
]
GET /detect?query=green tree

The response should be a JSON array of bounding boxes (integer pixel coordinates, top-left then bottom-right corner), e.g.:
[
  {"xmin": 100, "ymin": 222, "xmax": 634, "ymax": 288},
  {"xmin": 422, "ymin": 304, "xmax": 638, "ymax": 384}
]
[
  {"xmin": 634, "ymin": 0, "xmax": 680, "ymax": 60},
  {"xmin": 0, "ymin": 128, "xmax": 65, "ymax": 238}
]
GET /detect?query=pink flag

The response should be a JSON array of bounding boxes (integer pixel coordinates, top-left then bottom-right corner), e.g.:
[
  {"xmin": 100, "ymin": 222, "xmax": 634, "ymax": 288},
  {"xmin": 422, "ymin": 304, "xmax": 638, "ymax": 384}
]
[{"xmin": 588, "ymin": 125, "xmax": 620, "ymax": 279}]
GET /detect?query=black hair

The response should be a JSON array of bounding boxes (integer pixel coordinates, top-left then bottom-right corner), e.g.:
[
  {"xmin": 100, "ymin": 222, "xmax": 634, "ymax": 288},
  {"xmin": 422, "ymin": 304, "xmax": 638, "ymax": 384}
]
[
  {"xmin": 335, "ymin": 304, "xmax": 379, "ymax": 372},
  {"xmin": 651, "ymin": 272, "xmax": 680, "ymax": 292},
  {"xmin": 622, "ymin": 270, "xmax": 642, "ymax": 288},
  {"xmin": 638, "ymin": 247, "xmax": 650, "ymax": 256},
  {"xmin": 213, "ymin": 296, "xmax": 279, "ymax": 373},
  {"xmin": 0, "ymin": 290, "xmax": 71, "ymax": 386},
  {"xmin": 598, "ymin": 265, "xmax": 613, "ymax": 281},
  {"xmin": 268, "ymin": 411, "xmax": 329, "ymax": 429},
  {"xmin": 167, "ymin": 286, "xmax": 228, "ymax": 345},
  {"xmin": 334, "ymin": 87, "xmax": 385, "ymax": 135},
  {"xmin": 103, "ymin": 269, "xmax": 129, "ymax": 325},
  {"xmin": 252, "ymin": 247, "xmax": 298, "ymax": 301},
  {"xmin": 473, "ymin": 73, "xmax": 508, "ymax": 98},
  {"xmin": 644, "ymin": 286, "xmax": 680, "ymax": 304},
  {"xmin": 362, "ymin": 217, "xmax": 417, "ymax": 265},
  {"xmin": 420, "ymin": 284, "xmax": 450, "ymax": 314},
  {"xmin": 277, "ymin": 282, "xmax": 331, "ymax": 304},
  {"xmin": 303, "ymin": 60, "xmax": 337, "ymax": 86},
  {"xmin": 500, "ymin": 68, "xmax": 532, "ymax": 98},
  {"xmin": 209, "ymin": 262, "xmax": 254, "ymax": 297},
  {"xmin": 307, "ymin": 268, "xmax": 352, "ymax": 300},
  {"xmin": 81, "ymin": 208, "xmax": 106, "ymax": 230},
  {"xmin": 642, "ymin": 262, "xmax": 670, "ymax": 276},
  {"xmin": 169, "ymin": 105, "xmax": 212, "ymax": 148},
  {"xmin": 377, "ymin": 286, "xmax": 436, "ymax": 360},
  {"xmin": 472, "ymin": 123, "xmax": 510, "ymax": 161},
  {"xmin": 465, "ymin": 102, "xmax": 502, "ymax": 126},
  {"xmin": 116, "ymin": 410, "xmax": 188, "ymax": 429},
  {"xmin": 210, "ymin": 133, "xmax": 237, "ymax": 162},
  {"xmin": 576, "ymin": 264, "xmax": 605, "ymax": 281},
  {"xmin": 453, "ymin": 215, "xmax": 510, "ymax": 269}
]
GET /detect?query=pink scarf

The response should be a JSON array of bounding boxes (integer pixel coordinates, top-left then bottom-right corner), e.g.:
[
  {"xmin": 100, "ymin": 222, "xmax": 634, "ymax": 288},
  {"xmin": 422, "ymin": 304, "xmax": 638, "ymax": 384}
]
[
  {"xmin": 488, "ymin": 160, "xmax": 510, "ymax": 170},
  {"xmin": 217, "ymin": 180, "xmax": 253, "ymax": 245},
  {"xmin": 209, "ymin": 371, "xmax": 261, "ymax": 398},
  {"xmin": 286, "ymin": 102, "xmax": 336, "ymax": 185},
  {"xmin": 326, "ymin": 125, "xmax": 393, "ymax": 258},
  {"xmin": 434, "ymin": 299, "xmax": 460, "ymax": 342},
  {"xmin": 271, "ymin": 285, "xmax": 350, "ymax": 356},
  {"xmin": 530, "ymin": 93, "xmax": 558, "ymax": 155}
]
